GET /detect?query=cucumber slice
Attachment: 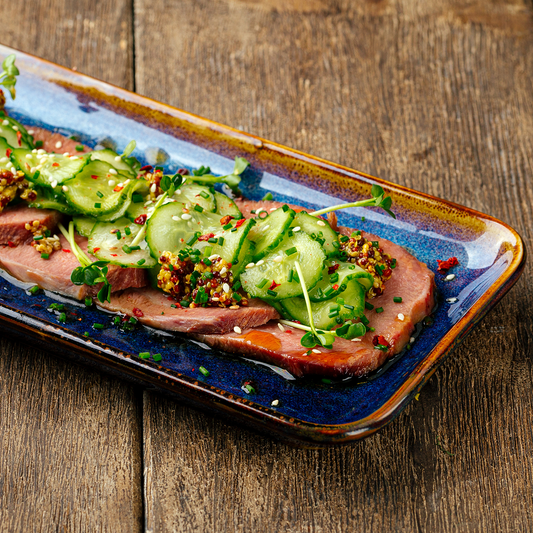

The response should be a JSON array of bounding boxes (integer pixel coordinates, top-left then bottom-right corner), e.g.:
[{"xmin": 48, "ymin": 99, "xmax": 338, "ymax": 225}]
[
  {"xmin": 214, "ymin": 191, "xmax": 243, "ymax": 219},
  {"xmin": 125, "ymin": 197, "xmax": 155, "ymax": 221},
  {"xmin": 0, "ymin": 117, "xmax": 32, "ymax": 149},
  {"xmin": 88, "ymin": 217, "xmax": 157, "ymax": 268},
  {"xmin": 90, "ymin": 149, "xmax": 138, "ymax": 178},
  {"xmin": 248, "ymin": 206, "xmax": 295, "ymax": 261},
  {"xmin": 145, "ymin": 201, "xmax": 221, "ymax": 258},
  {"xmin": 27, "ymin": 186, "xmax": 78, "ymax": 215},
  {"xmin": 73, "ymin": 216, "xmax": 97, "ymax": 238},
  {"xmin": 240, "ymin": 231, "xmax": 325, "ymax": 300},
  {"xmin": 176, "ymin": 183, "xmax": 216, "ymax": 212},
  {"xmin": 0, "ymin": 137, "xmax": 13, "ymax": 170},
  {"xmin": 62, "ymin": 160, "xmax": 142, "ymax": 221},
  {"xmin": 280, "ymin": 278, "xmax": 366, "ymax": 330},
  {"xmin": 292, "ymin": 211, "xmax": 339, "ymax": 258},
  {"xmin": 309, "ymin": 260, "xmax": 374, "ymax": 302},
  {"xmin": 232, "ymin": 239, "xmax": 254, "ymax": 278}
]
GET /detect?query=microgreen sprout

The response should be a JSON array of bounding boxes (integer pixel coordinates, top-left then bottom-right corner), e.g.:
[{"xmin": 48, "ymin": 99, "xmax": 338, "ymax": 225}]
[
  {"xmin": 58, "ymin": 221, "xmax": 112, "ymax": 303},
  {"xmin": 183, "ymin": 156, "xmax": 249, "ymax": 194},
  {"xmin": 310, "ymin": 185, "xmax": 396, "ymax": 219},
  {"xmin": 121, "ymin": 140, "xmax": 136, "ymax": 159},
  {"xmin": 0, "ymin": 54, "xmax": 19, "ymax": 100}
]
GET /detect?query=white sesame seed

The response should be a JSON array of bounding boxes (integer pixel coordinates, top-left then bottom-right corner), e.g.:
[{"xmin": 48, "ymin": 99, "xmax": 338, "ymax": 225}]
[
  {"xmin": 25, "ymin": 154, "xmax": 33, "ymax": 159},
  {"xmin": 410, "ymin": 337, "xmax": 415, "ymax": 343},
  {"xmin": 233, "ymin": 326, "xmax": 242, "ymax": 334},
  {"xmin": 223, "ymin": 283, "xmax": 230, "ymax": 293},
  {"xmin": 40, "ymin": 157, "xmax": 48, "ymax": 164},
  {"xmin": 32, "ymin": 149, "xmax": 37, "ymax": 154},
  {"xmin": 30, "ymin": 167, "xmax": 36, "ymax": 173},
  {"xmin": 62, "ymin": 152, "xmax": 70, "ymax": 157},
  {"xmin": 69, "ymin": 155, "xmax": 78, "ymax": 160},
  {"xmin": 150, "ymin": 183, "xmax": 157, "ymax": 193},
  {"xmin": 292, "ymin": 226, "xmax": 301, "ymax": 232},
  {"xmin": 445, "ymin": 274, "xmax": 456, "ymax": 281},
  {"xmin": 55, "ymin": 141, "xmax": 62, "ymax": 149},
  {"xmin": 277, "ymin": 323, "xmax": 286, "ymax": 332},
  {"xmin": 117, "ymin": 182, "xmax": 124, "ymax": 188},
  {"xmin": 181, "ymin": 213, "xmax": 192, "ymax": 220},
  {"xmin": 351, "ymin": 338, "xmax": 362, "ymax": 342},
  {"xmin": 27, "ymin": 129, "xmax": 34, "ymax": 135},
  {"xmin": 37, "ymin": 149, "xmax": 46, "ymax": 155},
  {"xmin": 108, "ymin": 179, "xmax": 116, "ymax": 186},
  {"xmin": 245, "ymin": 262, "xmax": 255, "ymax": 269},
  {"xmin": 229, "ymin": 305, "xmax": 240, "ymax": 310},
  {"xmin": 109, "ymin": 168, "xmax": 118, "ymax": 175},
  {"xmin": 209, "ymin": 254, "xmax": 220, "ymax": 261},
  {"xmin": 144, "ymin": 200, "xmax": 153, "ymax": 207},
  {"xmin": 397, "ymin": 313, "xmax": 405, "ymax": 321},
  {"xmin": 2, "ymin": 119, "xmax": 8, "ymax": 126},
  {"xmin": 312, "ymin": 349, "xmax": 321, "ymax": 354},
  {"xmin": 123, "ymin": 179, "xmax": 130, "ymax": 184},
  {"xmin": 62, "ymin": 185, "xmax": 69, "ymax": 192},
  {"xmin": 317, "ymin": 220, "xmax": 326, "ymax": 226},
  {"xmin": 36, "ymin": 165, "xmax": 43, "ymax": 171},
  {"xmin": 0, "ymin": 157, "xmax": 7, "ymax": 163},
  {"xmin": 446, "ymin": 297, "xmax": 458, "ymax": 303},
  {"xmin": 262, "ymin": 225, "xmax": 270, "ymax": 231},
  {"xmin": 302, "ymin": 352, "xmax": 308, "ymax": 357},
  {"xmin": 51, "ymin": 180, "xmax": 58, "ymax": 188},
  {"xmin": 273, "ymin": 256, "xmax": 283, "ymax": 263},
  {"xmin": 11, "ymin": 125, "xmax": 18, "ymax": 131},
  {"xmin": 114, "ymin": 156, "xmax": 121, "ymax": 162},
  {"xmin": 269, "ymin": 207, "xmax": 277, "ymax": 211},
  {"xmin": 271, "ymin": 399, "xmax": 280, "ymax": 407},
  {"xmin": 175, "ymin": 188, "xmax": 182, "ymax": 195},
  {"xmin": 172, "ymin": 215, "xmax": 181, "ymax": 222},
  {"xmin": 187, "ymin": 222, "xmax": 193, "ymax": 229},
  {"xmin": 255, "ymin": 208, "xmax": 264, "ymax": 214},
  {"xmin": 255, "ymin": 260, "xmax": 264, "ymax": 266}
]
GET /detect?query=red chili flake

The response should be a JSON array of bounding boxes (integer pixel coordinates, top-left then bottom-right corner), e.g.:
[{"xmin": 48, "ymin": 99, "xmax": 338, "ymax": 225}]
[
  {"xmin": 91, "ymin": 175, "xmax": 99, "ymax": 180},
  {"xmin": 198, "ymin": 233, "xmax": 215, "ymax": 242},
  {"xmin": 328, "ymin": 263, "xmax": 340, "ymax": 275},
  {"xmin": 16, "ymin": 131, "xmax": 22, "ymax": 146},
  {"xmin": 235, "ymin": 218, "xmax": 246, "ymax": 228},
  {"xmin": 134, "ymin": 214, "xmax": 147, "ymax": 225},
  {"xmin": 372, "ymin": 335, "xmax": 390, "ymax": 348},
  {"xmin": 7, "ymin": 241, "xmax": 16, "ymax": 248},
  {"xmin": 269, "ymin": 280, "xmax": 280, "ymax": 290},
  {"xmin": 220, "ymin": 215, "xmax": 234, "ymax": 226},
  {"xmin": 133, "ymin": 308, "xmax": 144, "ymax": 318},
  {"xmin": 93, "ymin": 247, "xmax": 100, "ymax": 252},
  {"xmin": 62, "ymin": 249, "xmax": 71, "ymax": 253},
  {"xmin": 52, "ymin": 162, "xmax": 60, "ymax": 167},
  {"xmin": 110, "ymin": 254, "xmax": 118, "ymax": 257},
  {"xmin": 140, "ymin": 164, "xmax": 153, "ymax": 172},
  {"xmin": 177, "ymin": 168, "xmax": 189, "ymax": 175},
  {"xmin": 6, "ymin": 148, "xmax": 11, "ymax": 157},
  {"xmin": 333, "ymin": 284, "xmax": 339, "ymax": 291},
  {"xmin": 437, "ymin": 256, "xmax": 459, "ymax": 273}
]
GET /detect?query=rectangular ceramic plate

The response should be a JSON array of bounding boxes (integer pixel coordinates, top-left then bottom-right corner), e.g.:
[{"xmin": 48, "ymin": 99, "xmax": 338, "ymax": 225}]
[{"xmin": 0, "ymin": 45, "xmax": 525, "ymax": 446}]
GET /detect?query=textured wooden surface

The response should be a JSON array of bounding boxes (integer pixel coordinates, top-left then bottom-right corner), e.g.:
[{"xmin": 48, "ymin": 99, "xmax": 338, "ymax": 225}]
[{"xmin": 1, "ymin": 0, "xmax": 533, "ymax": 531}]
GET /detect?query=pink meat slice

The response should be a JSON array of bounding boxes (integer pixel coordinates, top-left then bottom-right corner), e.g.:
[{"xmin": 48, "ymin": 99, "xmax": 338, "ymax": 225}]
[
  {"xmin": 0, "ymin": 204, "xmax": 63, "ymax": 245},
  {"xmin": 98, "ymin": 288, "xmax": 279, "ymax": 334},
  {"xmin": 30, "ymin": 127, "xmax": 91, "ymax": 155},
  {"xmin": 0, "ymin": 234, "xmax": 147, "ymax": 300}
]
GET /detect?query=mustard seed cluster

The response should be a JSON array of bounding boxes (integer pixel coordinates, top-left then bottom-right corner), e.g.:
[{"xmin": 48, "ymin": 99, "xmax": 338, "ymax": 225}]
[
  {"xmin": 25, "ymin": 219, "xmax": 61, "ymax": 256},
  {"xmin": 0, "ymin": 169, "xmax": 34, "ymax": 213},
  {"xmin": 145, "ymin": 168, "xmax": 165, "ymax": 201}
]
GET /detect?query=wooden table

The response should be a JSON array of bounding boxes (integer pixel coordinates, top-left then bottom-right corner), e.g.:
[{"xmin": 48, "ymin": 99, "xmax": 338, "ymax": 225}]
[{"xmin": 1, "ymin": 1, "xmax": 532, "ymax": 531}]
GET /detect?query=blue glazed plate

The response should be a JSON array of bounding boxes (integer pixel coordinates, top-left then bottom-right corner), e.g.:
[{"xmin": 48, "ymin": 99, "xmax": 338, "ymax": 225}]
[{"xmin": 0, "ymin": 46, "xmax": 525, "ymax": 446}]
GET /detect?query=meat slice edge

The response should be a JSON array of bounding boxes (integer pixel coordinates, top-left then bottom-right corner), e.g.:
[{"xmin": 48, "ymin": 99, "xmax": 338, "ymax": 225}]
[{"xmin": 0, "ymin": 204, "xmax": 63, "ymax": 245}]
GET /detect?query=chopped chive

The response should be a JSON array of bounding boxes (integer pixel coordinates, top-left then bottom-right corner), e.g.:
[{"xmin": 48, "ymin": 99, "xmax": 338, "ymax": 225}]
[
  {"xmin": 242, "ymin": 384, "xmax": 256, "ymax": 394},
  {"xmin": 33, "ymin": 234, "xmax": 43, "ymax": 241},
  {"xmin": 170, "ymin": 304, "xmax": 177, "ymax": 308},
  {"xmin": 113, "ymin": 316, "xmax": 121, "ymax": 325},
  {"xmin": 321, "ymin": 379, "xmax": 332, "ymax": 384},
  {"xmin": 332, "ymin": 241, "xmax": 340, "ymax": 248},
  {"xmin": 324, "ymin": 287, "xmax": 335, "ymax": 297},
  {"xmin": 282, "ymin": 204, "xmax": 289, "ymax": 212},
  {"xmin": 231, "ymin": 227, "xmax": 238, "ymax": 232},
  {"xmin": 199, "ymin": 191, "xmax": 210, "ymax": 199},
  {"xmin": 122, "ymin": 245, "xmax": 132, "ymax": 254},
  {"xmin": 328, "ymin": 309, "xmax": 339, "ymax": 318},
  {"xmin": 266, "ymin": 289, "xmax": 277, "ymax": 297},
  {"xmin": 329, "ymin": 273, "xmax": 339, "ymax": 283},
  {"xmin": 58, "ymin": 312, "xmax": 67, "ymax": 323},
  {"xmin": 199, "ymin": 366, "xmax": 210, "ymax": 377},
  {"xmin": 116, "ymin": 230, "xmax": 122, "ymax": 240},
  {"xmin": 75, "ymin": 144, "xmax": 84, "ymax": 152},
  {"xmin": 96, "ymin": 190, "xmax": 104, "ymax": 198},
  {"xmin": 35, "ymin": 140, "xmax": 43, "ymax": 148},
  {"xmin": 208, "ymin": 237, "xmax": 218, "ymax": 243},
  {"xmin": 256, "ymin": 278, "xmax": 268, "ymax": 289},
  {"xmin": 361, "ymin": 216, "xmax": 365, "ymax": 222},
  {"xmin": 49, "ymin": 303, "xmax": 65, "ymax": 311},
  {"xmin": 336, "ymin": 297, "xmax": 345, "ymax": 305},
  {"xmin": 375, "ymin": 264, "xmax": 384, "ymax": 276},
  {"xmin": 129, "ymin": 245, "xmax": 140, "ymax": 251},
  {"xmin": 203, "ymin": 257, "xmax": 212, "ymax": 266},
  {"xmin": 250, "ymin": 209, "xmax": 256, "ymax": 214},
  {"xmin": 203, "ymin": 271, "xmax": 213, "ymax": 279},
  {"xmin": 223, "ymin": 223, "xmax": 232, "ymax": 230},
  {"xmin": 375, "ymin": 344, "xmax": 388, "ymax": 352},
  {"xmin": 152, "ymin": 353, "xmax": 162, "ymax": 362},
  {"xmin": 193, "ymin": 204, "xmax": 204, "ymax": 212},
  {"xmin": 218, "ymin": 237, "xmax": 224, "ymax": 246},
  {"xmin": 180, "ymin": 300, "xmax": 189, "ymax": 307},
  {"xmin": 132, "ymin": 194, "xmax": 144, "ymax": 203},
  {"xmin": 365, "ymin": 301, "xmax": 374, "ymax": 310},
  {"xmin": 93, "ymin": 323, "xmax": 104, "ymax": 329},
  {"xmin": 393, "ymin": 296, "xmax": 403, "ymax": 303},
  {"xmin": 94, "ymin": 202, "xmax": 101, "ymax": 208},
  {"xmin": 83, "ymin": 331, "xmax": 89, "ymax": 337},
  {"xmin": 137, "ymin": 259, "xmax": 146, "ymax": 266},
  {"xmin": 391, "ymin": 258, "xmax": 397, "ymax": 269},
  {"xmin": 41, "ymin": 253, "xmax": 49, "ymax": 259},
  {"xmin": 284, "ymin": 246, "xmax": 297, "ymax": 256},
  {"xmin": 344, "ymin": 304, "xmax": 354, "ymax": 310},
  {"xmin": 233, "ymin": 293, "xmax": 242, "ymax": 302},
  {"xmin": 233, "ymin": 280, "xmax": 241, "ymax": 291},
  {"xmin": 139, "ymin": 351, "xmax": 150, "ymax": 359},
  {"xmin": 129, "ymin": 317, "xmax": 138, "ymax": 324},
  {"xmin": 376, "ymin": 307, "xmax": 384, "ymax": 313},
  {"xmin": 186, "ymin": 233, "xmax": 198, "ymax": 246},
  {"xmin": 339, "ymin": 235, "xmax": 349, "ymax": 243},
  {"xmin": 372, "ymin": 241, "xmax": 379, "ymax": 247},
  {"xmin": 84, "ymin": 297, "xmax": 92, "ymax": 307},
  {"xmin": 124, "ymin": 227, "xmax": 131, "ymax": 236},
  {"xmin": 360, "ymin": 315, "xmax": 370, "ymax": 325},
  {"xmin": 368, "ymin": 326, "xmax": 375, "ymax": 332},
  {"xmin": 288, "ymin": 230, "xmax": 294, "ymax": 238},
  {"xmin": 287, "ymin": 269, "xmax": 294, "ymax": 283},
  {"xmin": 262, "ymin": 192, "xmax": 273, "ymax": 201}
]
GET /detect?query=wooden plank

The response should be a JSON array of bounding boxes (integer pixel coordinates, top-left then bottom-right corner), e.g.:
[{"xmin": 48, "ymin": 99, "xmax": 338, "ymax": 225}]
[
  {"xmin": 136, "ymin": 0, "xmax": 533, "ymax": 531},
  {"xmin": 0, "ymin": 0, "xmax": 143, "ymax": 530}
]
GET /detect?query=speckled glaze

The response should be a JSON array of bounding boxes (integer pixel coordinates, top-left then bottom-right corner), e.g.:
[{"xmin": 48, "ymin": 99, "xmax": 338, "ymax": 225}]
[{"xmin": 0, "ymin": 45, "xmax": 525, "ymax": 446}]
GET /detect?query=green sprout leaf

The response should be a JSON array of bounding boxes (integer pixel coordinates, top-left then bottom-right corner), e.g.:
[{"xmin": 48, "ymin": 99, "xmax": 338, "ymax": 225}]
[
  {"xmin": 0, "ymin": 54, "xmax": 19, "ymax": 100},
  {"xmin": 122, "ymin": 140, "xmax": 136, "ymax": 158}
]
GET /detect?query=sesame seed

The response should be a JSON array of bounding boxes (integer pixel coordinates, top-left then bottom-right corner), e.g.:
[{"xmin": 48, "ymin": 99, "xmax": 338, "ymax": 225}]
[
  {"xmin": 302, "ymin": 352, "xmax": 308, "ymax": 357},
  {"xmin": 445, "ymin": 274, "xmax": 456, "ymax": 281},
  {"xmin": 37, "ymin": 149, "xmax": 46, "ymax": 155},
  {"xmin": 397, "ymin": 313, "xmax": 405, "ymax": 321},
  {"xmin": 40, "ymin": 157, "xmax": 48, "ymax": 164},
  {"xmin": 150, "ymin": 183, "xmax": 157, "ymax": 193},
  {"xmin": 209, "ymin": 254, "xmax": 220, "ymax": 260},
  {"xmin": 223, "ymin": 283, "xmax": 230, "ymax": 293},
  {"xmin": 292, "ymin": 226, "xmax": 301, "ymax": 232},
  {"xmin": 229, "ymin": 305, "xmax": 240, "ymax": 309},
  {"xmin": 114, "ymin": 156, "xmax": 121, "ymax": 162},
  {"xmin": 233, "ymin": 326, "xmax": 242, "ymax": 334},
  {"xmin": 410, "ymin": 337, "xmax": 415, "ymax": 343},
  {"xmin": 62, "ymin": 152, "xmax": 70, "ymax": 157},
  {"xmin": 312, "ymin": 349, "xmax": 321, "ymax": 353},
  {"xmin": 62, "ymin": 185, "xmax": 69, "ymax": 192},
  {"xmin": 446, "ymin": 297, "xmax": 458, "ymax": 303},
  {"xmin": 277, "ymin": 323, "xmax": 286, "ymax": 332},
  {"xmin": 172, "ymin": 215, "xmax": 181, "ymax": 222},
  {"xmin": 187, "ymin": 222, "xmax": 193, "ymax": 229},
  {"xmin": 109, "ymin": 168, "xmax": 118, "ymax": 175},
  {"xmin": 175, "ymin": 189, "xmax": 181, "ymax": 194},
  {"xmin": 30, "ymin": 167, "xmax": 36, "ymax": 173},
  {"xmin": 51, "ymin": 180, "xmax": 58, "ymax": 188},
  {"xmin": 0, "ymin": 157, "xmax": 7, "ymax": 163},
  {"xmin": 36, "ymin": 165, "xmax": 43, "ymax": 171},
  {"xmin": 220, "ymin": 267, "xmax": 227, "ymax": 275},
  {"xmin": 25, "ymin": 154, "xmax": 33, "ymax": 159},
  {"xmin": 55, "ymin": 141, "xmax": 62, "ymax": 149},
  {"xmin": 255, "ymin": 260, "xmax": 264, "ymax": 266},
  {"xmin": 255, "ymin": 208, "xmax": 264, "ymax": 214},
  {"xmin": 11, "ymin": 125, "xmax": 18, "ymax": 131},
  {"xmin": 108, "ymin": 179, "xmax": 116, "ymax": 186},
  {"xmin": 181, "ymin": 213, "xmax": 192, "ymax": 220},
  {"xmin": 316, "ymin": 220, "xmax": 326, "ymax": 226},
  {"xmin": 32, "ymin": 149, "xmax": 37, "ymax": 154},
  {"xmin": 117, "ymin": 182, "xmax": 124, "ymax": 187},
  {"xmin": 273, "ymin": 256, "xmax": 283, "ymax": 263},
  {"xmin": 2, "ymin": 119, "xmax": 8, "ymax": 126},
  {"xmin": 269, "ymin": 207, "xmax": 277, "ymax": 212},
  {"xmin": 144, "ymin": 200, "xmax": 153, "ymax": 207},
  {"xmin": 262, "ymin": 225, "xmax": 270, "ymax": 231},
  {"xmin": 211, "ymin": 297, "xmax": 220, "ymax": 302},
  {"xmin": 351, "ymin": 338, "xmax": 362, "ymax": 342},
  {"xmin": 69, "ymin": 155, "xmax": 78, "ymax": 160},
  {"xmin": 124, "ymin": 179, "xmax": 130, "ymax": 184},
  {"xmin": 27, "ymin": 129, "xmax": 34, "ymax": 135},
  {"xmin": 271, "ymin": 399, "xmax": 280, "ymax": 407},
  {"xmin": 245, "ymin": 262, "xmax": 255, "ymax": 269}
]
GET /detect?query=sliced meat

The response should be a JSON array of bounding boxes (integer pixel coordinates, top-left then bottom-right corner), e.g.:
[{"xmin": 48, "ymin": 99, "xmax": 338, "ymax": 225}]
[
  {"xmin": 0, "ymin": 204, "xmax": 63, "ymax": 245},
  {"xmin": 30, "ymin": 127, "xmax": 91, "ymax": 155},
  {"xmin": 0, "ymin": 234, "xmax": 147, "ymax": 300},
  {"xmin": 99, "ymin": 288, "xmax": 279, "ymax": 334},
  {"xmin": 195, "ymin": 228, "xmax": 435, "ymax": 378}
]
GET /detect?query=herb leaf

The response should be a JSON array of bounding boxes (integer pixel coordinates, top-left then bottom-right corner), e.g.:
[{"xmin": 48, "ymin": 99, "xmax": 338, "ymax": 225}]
[{"xmin": 0, "ymin": 54, "xmax": 19, "ymax": 100}]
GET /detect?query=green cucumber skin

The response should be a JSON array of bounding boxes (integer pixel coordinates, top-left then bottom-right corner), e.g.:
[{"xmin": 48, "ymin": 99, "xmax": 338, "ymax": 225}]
[
  {"xmin": 292, "ymin": 211, "xmax": 340, "ymax": 258},
  {"xmin": 214, "ymin": 191, "xmax": 243, "ymax": 219},
  {"xmin": 178, "ymin": 183, "xmax": 216, "ymax": 213},
  {"xmin": 0, "ymin": 117, "xmax": 33, "ymax": 149},
  {"xmin": 90, "ymin": 149, "xmax": 138, "ymax": 178}
]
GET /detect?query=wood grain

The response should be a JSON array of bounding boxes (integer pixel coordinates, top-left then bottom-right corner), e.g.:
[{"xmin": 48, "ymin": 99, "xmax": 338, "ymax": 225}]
[
  {"xmin": 135, "ymin": 0, "xmax": 533, "ymax": 531},
  {"xmin": 0, "ymin": 1, "xmax": 142, "ymax": 531}
]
